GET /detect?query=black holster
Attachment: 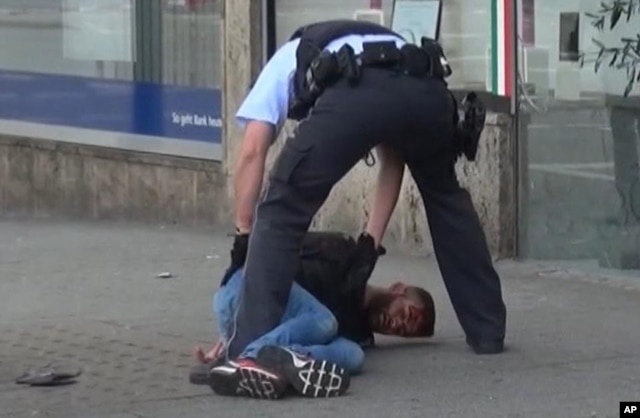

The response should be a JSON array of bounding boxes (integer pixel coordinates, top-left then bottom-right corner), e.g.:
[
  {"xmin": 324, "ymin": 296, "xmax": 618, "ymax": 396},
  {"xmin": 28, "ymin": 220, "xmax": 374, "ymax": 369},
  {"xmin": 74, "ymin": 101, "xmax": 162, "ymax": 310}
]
[
  {"xmin": 452, "ymin": 92, "xmax": 487, "ymax": 162},
  {"xmin": 307, "ymin": 44, "xmax": 362, "ymax": 91}
]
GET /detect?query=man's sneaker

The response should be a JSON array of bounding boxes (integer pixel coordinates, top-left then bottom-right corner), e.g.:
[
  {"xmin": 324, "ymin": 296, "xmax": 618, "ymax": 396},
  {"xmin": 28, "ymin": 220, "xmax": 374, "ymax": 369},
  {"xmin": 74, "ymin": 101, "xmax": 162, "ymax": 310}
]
[
  {"xmin": 257, "ymin": 346, "xmax": 351, "ymax": 398},
  {"xmin": 208, "ymin": 358, "xmax": 287, "ymax": 400}
]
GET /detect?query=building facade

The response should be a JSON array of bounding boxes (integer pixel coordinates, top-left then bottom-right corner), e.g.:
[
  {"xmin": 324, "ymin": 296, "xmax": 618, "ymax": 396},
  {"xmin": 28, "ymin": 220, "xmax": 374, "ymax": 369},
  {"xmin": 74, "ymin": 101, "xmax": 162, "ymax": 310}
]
[
  {"xmin": 0, "ymin": 0, "xmax": 638, "ymax": 273},
  {"xmin": 516, "ymin": 0, "xmax": 640, "ymax": 271}
]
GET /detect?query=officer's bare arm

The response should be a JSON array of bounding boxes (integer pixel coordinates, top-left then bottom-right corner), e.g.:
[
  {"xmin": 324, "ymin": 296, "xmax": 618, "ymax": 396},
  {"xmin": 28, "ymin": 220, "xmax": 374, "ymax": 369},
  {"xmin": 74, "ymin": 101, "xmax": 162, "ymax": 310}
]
[
  {"xmin": 366, "ymin": 143, "xmax": 405, "ymax": 247},
  {"xmin": 234, "ymin": 121, "xmax": 276, "ymax": 233}
]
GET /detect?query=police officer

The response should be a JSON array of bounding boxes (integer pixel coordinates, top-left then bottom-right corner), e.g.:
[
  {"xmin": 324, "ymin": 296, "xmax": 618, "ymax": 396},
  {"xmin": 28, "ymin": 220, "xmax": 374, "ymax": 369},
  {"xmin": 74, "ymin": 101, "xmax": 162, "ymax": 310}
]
[{"xmin": 223, "ymin": 20, "xmax": 507, "ymax": 362}]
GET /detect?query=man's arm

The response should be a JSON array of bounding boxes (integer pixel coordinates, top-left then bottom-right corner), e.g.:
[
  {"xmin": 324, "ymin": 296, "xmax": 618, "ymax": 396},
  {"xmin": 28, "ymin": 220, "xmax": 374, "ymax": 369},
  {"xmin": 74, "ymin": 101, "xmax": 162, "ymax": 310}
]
[
  {"xmin": 219, "ymin": 40, "xmax": 296, "ymax": 285},
  {"xmin": 233, "ymin": 121, "xmax": 276, "ymax": 233},
  {"xmin": 340, "ymin": 144, "xmax": 403, "ymax": 295},
  {"xmin": 232, "ymin": 39, "xmax": 298, "ymax": 233},
  {"xmin": 365, "ymin": 143, "xmax": 405, "ymax": 247}
]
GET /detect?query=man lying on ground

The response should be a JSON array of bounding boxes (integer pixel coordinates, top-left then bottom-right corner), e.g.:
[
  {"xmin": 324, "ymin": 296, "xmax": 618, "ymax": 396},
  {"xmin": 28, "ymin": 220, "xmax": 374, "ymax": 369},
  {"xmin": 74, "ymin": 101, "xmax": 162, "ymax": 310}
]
[{"xmin": 190, "ymin": 232, "xmax": 436, "ymax": 400}]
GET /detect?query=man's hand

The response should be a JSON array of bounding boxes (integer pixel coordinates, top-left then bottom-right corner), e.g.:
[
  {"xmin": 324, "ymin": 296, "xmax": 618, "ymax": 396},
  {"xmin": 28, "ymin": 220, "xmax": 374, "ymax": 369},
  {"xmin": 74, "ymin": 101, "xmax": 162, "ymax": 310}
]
[
  {"xmin": 366, "ymin": 143, "xmax": 404, "ymax": 247},
  {"xmin": 220, "ymin": 232, "xmax": 250, "ymax": 286},
  {"xmin": 207, "ymin": 338, "xmax": 226, "ymax": 361},
  {"xmin": 223, "ymin": 121, "xmax": 273, "ymax": 287},
  {"xmin": 194, "ymin": 338, "xmax": 226, "ymax": 364}
]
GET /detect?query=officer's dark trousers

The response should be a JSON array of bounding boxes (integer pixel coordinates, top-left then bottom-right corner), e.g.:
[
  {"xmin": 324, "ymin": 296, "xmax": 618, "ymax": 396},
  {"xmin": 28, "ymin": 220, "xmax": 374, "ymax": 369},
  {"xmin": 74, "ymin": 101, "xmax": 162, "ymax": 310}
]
[{"xmin": 228, "ymin": 68, "xmax": 506, "ymax": 358}]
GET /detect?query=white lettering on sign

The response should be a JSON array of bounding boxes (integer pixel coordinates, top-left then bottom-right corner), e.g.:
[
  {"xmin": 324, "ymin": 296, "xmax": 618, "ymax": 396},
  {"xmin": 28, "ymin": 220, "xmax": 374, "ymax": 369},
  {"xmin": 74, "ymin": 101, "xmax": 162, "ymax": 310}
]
[{"xmin": 171, "ymin": 112, "xmax": 222, "ymax": 128}]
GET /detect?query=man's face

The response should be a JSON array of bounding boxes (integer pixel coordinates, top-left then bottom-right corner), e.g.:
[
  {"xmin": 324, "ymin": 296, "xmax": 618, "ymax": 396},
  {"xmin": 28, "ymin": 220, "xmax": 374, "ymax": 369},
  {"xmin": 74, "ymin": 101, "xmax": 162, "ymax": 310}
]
[{"xmin": 369, "ymin": 283, "xmax": 426, "ymax": 337}]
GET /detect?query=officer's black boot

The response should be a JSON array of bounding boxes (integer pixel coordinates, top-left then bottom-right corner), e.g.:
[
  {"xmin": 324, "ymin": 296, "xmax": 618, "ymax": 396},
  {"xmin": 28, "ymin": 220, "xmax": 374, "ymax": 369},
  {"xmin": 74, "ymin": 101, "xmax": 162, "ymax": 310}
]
[{"xmin": 466, "ymin": 337, "xmax": 504, "ymax": 355}]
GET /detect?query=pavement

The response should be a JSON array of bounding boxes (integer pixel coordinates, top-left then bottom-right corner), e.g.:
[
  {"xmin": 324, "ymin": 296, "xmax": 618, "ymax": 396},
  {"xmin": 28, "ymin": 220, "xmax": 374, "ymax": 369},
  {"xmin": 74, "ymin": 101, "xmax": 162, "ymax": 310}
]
[{"xmin": 0, "ymin": 219, "xmax": 639, "ymax": 418}]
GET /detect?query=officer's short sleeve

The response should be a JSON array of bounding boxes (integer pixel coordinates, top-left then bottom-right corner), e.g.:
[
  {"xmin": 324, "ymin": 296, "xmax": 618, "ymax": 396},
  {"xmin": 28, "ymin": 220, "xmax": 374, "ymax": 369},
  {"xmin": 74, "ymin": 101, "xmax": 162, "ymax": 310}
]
[{"xmin": 235, "ymin": 39, "xmax": 299, "ymax": 134}]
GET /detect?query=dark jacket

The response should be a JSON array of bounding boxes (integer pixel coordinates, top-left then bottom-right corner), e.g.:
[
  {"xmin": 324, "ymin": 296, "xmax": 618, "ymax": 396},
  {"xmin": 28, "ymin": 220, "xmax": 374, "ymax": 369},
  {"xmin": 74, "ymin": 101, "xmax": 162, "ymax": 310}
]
[{"xmin": 295, "ymin": 231, "xmax": 374, "ymax": 348}]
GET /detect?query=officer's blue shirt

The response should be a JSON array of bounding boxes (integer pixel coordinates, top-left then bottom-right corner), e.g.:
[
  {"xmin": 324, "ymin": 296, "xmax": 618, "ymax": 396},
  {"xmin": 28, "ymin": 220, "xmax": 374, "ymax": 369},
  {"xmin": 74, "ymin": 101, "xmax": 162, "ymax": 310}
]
[{"xmin": 236, "ymin": 34, "xmax": 406, "ymax": 138}]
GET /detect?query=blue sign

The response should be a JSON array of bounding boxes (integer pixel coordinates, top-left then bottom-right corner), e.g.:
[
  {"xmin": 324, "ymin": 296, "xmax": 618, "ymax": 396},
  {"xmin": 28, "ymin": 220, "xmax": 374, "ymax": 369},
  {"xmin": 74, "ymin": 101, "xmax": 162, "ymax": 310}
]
[{"xmin": 0, "ymin": 70, "xmax": 222, "ymax": 144}]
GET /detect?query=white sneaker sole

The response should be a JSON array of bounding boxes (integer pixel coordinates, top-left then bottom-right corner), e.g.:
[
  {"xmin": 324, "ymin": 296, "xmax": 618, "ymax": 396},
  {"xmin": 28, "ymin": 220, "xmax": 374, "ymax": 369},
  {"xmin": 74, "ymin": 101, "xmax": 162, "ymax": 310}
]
[
  {"xmin": 208, "ymin": 363, "xmax": 287, "ymax": 400},
  {"xmin": 257, "ymin": 346, "xmax": 351, "ymax": 398}
]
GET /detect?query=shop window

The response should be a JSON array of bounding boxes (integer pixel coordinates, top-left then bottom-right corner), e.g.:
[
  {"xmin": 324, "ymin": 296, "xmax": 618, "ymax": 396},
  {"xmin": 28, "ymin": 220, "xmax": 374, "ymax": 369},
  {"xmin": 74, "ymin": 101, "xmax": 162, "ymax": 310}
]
[
  {"xmin": 273, "ymin": 0, "xmax": 499, "ymax": 92},
  {"xmin": 517, "ymin": 0, "xmax": 640, "ymax": 271},
  {"xmin": 0, "ymin": 0, "xmax": 223, "ymax": 160}
]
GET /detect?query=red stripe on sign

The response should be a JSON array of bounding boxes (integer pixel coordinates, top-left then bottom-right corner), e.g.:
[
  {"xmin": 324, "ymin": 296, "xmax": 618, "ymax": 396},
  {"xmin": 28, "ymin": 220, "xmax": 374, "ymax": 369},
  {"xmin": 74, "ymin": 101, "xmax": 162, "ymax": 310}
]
[
  {"xmin": 370, "ymin": 0, "xmax": 382, "ymax": 9},
  {"xmin": 503, "ymin": 0, "xmax": 514, "ymax": 97}
]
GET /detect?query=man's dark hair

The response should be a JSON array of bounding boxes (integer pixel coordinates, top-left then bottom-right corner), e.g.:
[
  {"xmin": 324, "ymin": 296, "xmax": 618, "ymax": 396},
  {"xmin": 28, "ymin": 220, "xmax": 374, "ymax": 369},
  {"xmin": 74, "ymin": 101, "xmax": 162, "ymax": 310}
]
[{"xmin": 408, "ymin": 286, "xmax": 436, "ymax": 337}]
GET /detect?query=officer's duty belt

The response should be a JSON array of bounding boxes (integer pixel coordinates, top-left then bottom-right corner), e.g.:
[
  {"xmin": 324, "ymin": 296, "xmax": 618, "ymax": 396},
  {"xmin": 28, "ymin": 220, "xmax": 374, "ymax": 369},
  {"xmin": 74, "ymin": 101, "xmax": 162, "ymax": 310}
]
[
  {"xmin": 358, "ymin": 41, "xmax": 435, "ymax": 76},
  {"xmin": 306, "ymin": 40, "xmax": 448, "ymax": 91}
]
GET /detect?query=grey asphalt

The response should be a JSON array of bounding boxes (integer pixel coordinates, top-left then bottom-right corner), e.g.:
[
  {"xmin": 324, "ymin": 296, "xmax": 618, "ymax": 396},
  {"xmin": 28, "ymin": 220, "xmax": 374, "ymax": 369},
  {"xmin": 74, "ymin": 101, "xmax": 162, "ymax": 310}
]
[{"xmin": 0, "ymin": 219, "xmax": 638, "ymax": 418}]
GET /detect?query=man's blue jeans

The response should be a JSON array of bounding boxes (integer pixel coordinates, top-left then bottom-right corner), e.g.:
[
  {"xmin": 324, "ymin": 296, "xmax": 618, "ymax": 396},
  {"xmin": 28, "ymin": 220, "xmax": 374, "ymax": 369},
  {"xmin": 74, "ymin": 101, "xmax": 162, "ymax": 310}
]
[{"xmin": 214, "ymin": 269, "xmax": 365, "ymax": 374}]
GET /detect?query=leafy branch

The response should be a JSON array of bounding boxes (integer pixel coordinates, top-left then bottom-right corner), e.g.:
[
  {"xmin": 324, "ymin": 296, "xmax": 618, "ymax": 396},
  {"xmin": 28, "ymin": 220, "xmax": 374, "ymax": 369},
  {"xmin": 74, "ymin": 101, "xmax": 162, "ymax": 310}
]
[{"xmin": 580, "ymin": 0, "xmax": 640, "ymax": 96}]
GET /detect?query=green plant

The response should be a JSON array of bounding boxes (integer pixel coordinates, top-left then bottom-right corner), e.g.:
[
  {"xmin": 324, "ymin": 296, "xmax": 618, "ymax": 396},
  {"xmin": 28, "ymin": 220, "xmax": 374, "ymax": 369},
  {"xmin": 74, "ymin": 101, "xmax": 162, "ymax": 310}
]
[{"xmin": 581, "ymin": 0, "xmax": 640, "ymax": 96}]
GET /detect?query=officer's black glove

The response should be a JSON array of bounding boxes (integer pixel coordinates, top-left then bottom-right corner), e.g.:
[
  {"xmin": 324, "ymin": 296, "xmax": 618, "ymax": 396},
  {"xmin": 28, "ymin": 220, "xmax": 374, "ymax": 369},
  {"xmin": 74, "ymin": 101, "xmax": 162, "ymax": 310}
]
[
  {"xmin": 343, "ymin": 233, "xmax": 385, "ymax": 295},
  {"xmin": 220, "ymin": 232, "xmax": 250, "ymax": 287}
]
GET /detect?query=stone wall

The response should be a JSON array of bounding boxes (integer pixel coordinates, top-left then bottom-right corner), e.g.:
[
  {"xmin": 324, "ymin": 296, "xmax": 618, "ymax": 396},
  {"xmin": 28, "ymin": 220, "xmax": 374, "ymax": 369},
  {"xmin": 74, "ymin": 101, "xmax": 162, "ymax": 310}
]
[
  {"xmin": 0, "ymin": 111, "xmax": 514, "ymax": 258},
  {"xmin": 0, "ymin": 135, "xmax": 227, "ymax": 225}
]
